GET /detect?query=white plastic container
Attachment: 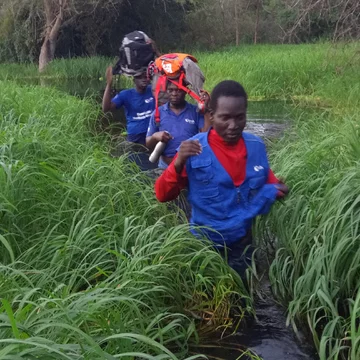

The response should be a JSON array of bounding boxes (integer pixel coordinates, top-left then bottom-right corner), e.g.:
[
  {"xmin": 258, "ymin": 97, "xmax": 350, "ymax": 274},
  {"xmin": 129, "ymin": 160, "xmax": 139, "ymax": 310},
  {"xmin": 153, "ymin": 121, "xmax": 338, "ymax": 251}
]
[{"xmin": 149, "ymin": 141, "xmax": 167, "ymax": 163}]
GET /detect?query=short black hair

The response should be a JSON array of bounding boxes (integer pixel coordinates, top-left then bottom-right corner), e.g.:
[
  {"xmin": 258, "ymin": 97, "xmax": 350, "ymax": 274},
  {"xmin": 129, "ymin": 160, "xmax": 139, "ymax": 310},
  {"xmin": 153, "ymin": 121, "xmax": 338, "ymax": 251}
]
[{"xmin": 209, "ymin": 80, "xmax": 248, "ymax": 111}]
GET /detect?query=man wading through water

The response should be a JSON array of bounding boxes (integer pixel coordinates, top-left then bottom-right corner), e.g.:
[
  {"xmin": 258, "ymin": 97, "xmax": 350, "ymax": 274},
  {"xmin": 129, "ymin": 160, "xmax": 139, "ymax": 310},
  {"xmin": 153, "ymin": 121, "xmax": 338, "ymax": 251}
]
[
  {"xmin": 155, "ymin": 80, "xmax": 289, "ymax": 278},
  {"xmin": 102, "ymin": 68, "xmax": 155, "ymax": 145},
  {"xmin": 146, "ymin": 79, "xmax": 210, "ymax": 169}
]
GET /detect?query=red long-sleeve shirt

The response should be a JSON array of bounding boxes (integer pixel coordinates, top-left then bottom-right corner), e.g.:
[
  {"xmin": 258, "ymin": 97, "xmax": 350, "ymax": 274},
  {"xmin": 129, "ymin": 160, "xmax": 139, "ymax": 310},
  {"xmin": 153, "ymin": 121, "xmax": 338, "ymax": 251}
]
[{"xmin": 155, "ymin": 129, "xmax": 279, "ymax": 202}]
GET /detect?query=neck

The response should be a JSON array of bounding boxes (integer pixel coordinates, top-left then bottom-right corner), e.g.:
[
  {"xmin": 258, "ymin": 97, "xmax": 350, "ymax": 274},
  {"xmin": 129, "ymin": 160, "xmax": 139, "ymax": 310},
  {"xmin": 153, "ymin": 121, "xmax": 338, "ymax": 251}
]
[
  {"xmin": 213, "ymin": 128, "xmax": 242, "ymax": 146},
  {"xmin": 170, "ymin": 101, "xmax": 186, "ymax": 111},
  {"xmin": 136, "ymin": 86, "xmax": 146, "ymax": 93}
]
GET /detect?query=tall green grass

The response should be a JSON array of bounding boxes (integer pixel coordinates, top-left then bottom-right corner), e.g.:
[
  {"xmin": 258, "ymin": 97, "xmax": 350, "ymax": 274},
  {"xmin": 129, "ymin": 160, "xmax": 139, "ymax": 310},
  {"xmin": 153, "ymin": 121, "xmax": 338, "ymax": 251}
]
[
  {"xmin": 239, "ymin": 49, "xmax": 359, "ymax": 359},
  {"xmin": 254, "ymin": 107, "xmax": 360, "ymax": 360},
  {"xmin": 200, "ymin": 42, "xmax": 360, "ymax": 360},
  {"xmin": 1, "ymin": 43, "xmax": 359, "ymax": 109},
  {"xmin": 198, "ymin": 42, "xmax": 360, "ymax": 109},
  {"xmin": 0, "ymin": 56, "xmax": 113, "ymax": 80},
  {"xmin": 200, "ymin": 42, "xmax": 360, "ymax": 359},
  {"xmin": 1, "ymin": 43, "xmax": 359, "ymax": 110},
  {"xmin": 1, "ymin": 42, "xmax": 359, "ymax": 359},
  {"xmin": 0, "ymin": 81, "xmax": 249, "ymax": 359}
]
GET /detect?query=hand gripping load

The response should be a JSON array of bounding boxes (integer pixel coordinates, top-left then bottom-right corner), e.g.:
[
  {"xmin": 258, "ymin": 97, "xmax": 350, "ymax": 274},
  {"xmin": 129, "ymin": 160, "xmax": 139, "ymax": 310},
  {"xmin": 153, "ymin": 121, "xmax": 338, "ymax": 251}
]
[{"xmin": 148, "ymin": 53, "xmax": 206, "ymax": 122}]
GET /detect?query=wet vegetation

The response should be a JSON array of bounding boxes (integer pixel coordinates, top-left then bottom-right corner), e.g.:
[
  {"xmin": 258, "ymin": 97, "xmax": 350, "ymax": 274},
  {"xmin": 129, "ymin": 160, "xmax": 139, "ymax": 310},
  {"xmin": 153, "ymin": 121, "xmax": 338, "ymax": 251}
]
[
  {"xmin": 0, "ymin": 81, "xmax": 250, "ymax": 358},
  {"xmin": 0, "ymin": 41, "xmax": 359, "ymax": 359}
]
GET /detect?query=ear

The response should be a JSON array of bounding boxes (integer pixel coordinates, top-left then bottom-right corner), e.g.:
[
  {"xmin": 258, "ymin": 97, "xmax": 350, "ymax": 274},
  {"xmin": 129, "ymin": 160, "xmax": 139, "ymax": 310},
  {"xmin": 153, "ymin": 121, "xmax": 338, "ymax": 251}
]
[{"xmin": 209, "ymin": 109, "xmax": 215, "ymax": 123}]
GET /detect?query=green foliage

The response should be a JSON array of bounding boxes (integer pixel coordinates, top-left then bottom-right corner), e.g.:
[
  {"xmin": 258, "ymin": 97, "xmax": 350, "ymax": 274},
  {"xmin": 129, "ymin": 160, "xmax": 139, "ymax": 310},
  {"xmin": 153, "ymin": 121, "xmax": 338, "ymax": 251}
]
[
  {"xmin": 0, "ymin": 41, "xmax": 359, "ymax": 359},
  {"xmin": 256, "ymin": 108, "xmax": 360, "ymax": 359},
  {"xmin": 0, "ymin": 81, "xmax": 249, "ymax": 358},
  {"xmin": 197, "ymin": 42, "xmax": 360, "ymax": 110},
  {"xmin": 242, "ymin": 44, "xmax": 359, "ymax": 359},
  {"xmin": 0, "ymin": 0, "xmax": 40, "ymax": 63},
  {"xmin": 1, "ymin": 0, "xmax": 359, "ymax": 64}
]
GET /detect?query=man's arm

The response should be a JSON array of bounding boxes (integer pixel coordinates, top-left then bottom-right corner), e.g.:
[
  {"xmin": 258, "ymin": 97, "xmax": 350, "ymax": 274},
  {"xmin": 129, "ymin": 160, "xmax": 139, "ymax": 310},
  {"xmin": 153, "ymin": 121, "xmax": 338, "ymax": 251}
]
[
  {"xmin": 155, "ymin": 154, "xmax": 188, "ymax": 202},
  {"xmin": 149, "ymin": 38, "xmax": 161, "ymax": 57},
  {"xmin": 146, "ymin": 113, "xmax": 172, "ymax": 151},
  {"xmin": 199, "ymin": 112, "xmax": 212, "ymax": 133},
  {"xmin": 267, "ymin": 169, "xmax": 279, "ymax": 184},
  {"xmin": 155, "ymin": 140, "xmax": 202, "ymax": 202},
  {"xmin": 267, "ymin": 169, "xmax": 289, "ymax": 199},
  {"xmin": 146, "ymin": 113, "xmax": 159, "ymax": 150},
  {"xmin": 198, "ymin": 90, "xmax": 211, "ymax": 132},
  {"xmin": 102, "ymin": 66, "xmax": 117, "ymax": 113}
]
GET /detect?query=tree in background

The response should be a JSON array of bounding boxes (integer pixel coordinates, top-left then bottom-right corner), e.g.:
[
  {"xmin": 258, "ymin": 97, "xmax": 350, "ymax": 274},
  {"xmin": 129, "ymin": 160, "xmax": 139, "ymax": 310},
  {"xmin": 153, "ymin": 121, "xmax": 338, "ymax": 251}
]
[
  {"xmin": 183, "ymin": 0, "xmax": 284, "ymax": 48},
  {"xmin": 38, "ymin": 0, "xmax": 126, "ymax": 71},
  {"xmin": 39, "ymin": 0, "xmax": 67, "ymax": 72},
  {"xmin": 282, "ymin": 0, "xmax": 360, "ymax": 42},
  {"xmin": 0, "ymin": 0, "xmax": 41, "ymax": 63},
  {"xmin": 0, "ymin": 0, "xmax": 359, "ymax": 66},
  {"xmin": 0, "ymin": 0, "xmax": 186, "ymax": 68},
  {"xmin": 0, "ymin": 0, "xmax": 125, "ymax": 70}
]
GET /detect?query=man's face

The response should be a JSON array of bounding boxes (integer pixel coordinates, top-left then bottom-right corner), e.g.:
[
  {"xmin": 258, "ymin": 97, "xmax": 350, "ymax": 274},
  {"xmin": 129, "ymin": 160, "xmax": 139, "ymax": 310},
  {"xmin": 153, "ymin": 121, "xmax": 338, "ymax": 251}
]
[
  {"xmin": 167, "ymin": 82, "xmax": 186, "ymax": 106},
  {"xmin": 211, "ymin": 96, "xmax": 247, "ymax": 144},
  {"xmin": 134, "ymin": 73, "xmax": 149, "ymax": 90}
]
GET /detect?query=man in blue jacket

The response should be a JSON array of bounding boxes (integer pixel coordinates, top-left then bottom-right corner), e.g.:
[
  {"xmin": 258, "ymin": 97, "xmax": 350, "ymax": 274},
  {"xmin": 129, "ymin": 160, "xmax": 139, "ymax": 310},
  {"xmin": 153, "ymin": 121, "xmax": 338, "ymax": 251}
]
[{"xmin": 155, "ymin": 80, "xmax": 289, "ymax": 277}]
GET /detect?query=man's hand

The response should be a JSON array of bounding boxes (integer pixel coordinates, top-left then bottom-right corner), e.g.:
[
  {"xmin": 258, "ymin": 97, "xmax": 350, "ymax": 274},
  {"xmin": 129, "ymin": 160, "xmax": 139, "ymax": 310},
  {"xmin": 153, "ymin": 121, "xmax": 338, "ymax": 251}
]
[
  {"xmin": 102, "ymin": 66, "xmax": 116, "ymax": 112},
  {"xmin": 148, "ymin": 38, "xmax": 161, "ymax": 57},
  {"xmin": 200, "ymin": 90, "xmax": 210, "ymax": 111},
  {"xmin": 174, "ymin": 140, "xmax": 202, "ymax": 174},
  {"xmin": 153, "ymin": 131, "xmax": 173, "ymax": 143},
  {"xmin": 106, "ymin": 66, "xmax": 113, "ymax": 86},
  {"xmin": 275, "ymin": 179, "xmax": 289, "ymax": 199},
  {"xmin": 200, "ymin": 90, "xmax": 210, "ymax": 104}
]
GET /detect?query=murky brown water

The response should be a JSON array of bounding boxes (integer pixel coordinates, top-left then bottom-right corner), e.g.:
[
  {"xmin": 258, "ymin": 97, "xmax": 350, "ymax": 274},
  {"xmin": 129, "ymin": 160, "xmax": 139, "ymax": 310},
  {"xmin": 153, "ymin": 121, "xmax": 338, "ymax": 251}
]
[{"xmin": 192, "ymin": 277, "xmax": 316, "ymax": 360}]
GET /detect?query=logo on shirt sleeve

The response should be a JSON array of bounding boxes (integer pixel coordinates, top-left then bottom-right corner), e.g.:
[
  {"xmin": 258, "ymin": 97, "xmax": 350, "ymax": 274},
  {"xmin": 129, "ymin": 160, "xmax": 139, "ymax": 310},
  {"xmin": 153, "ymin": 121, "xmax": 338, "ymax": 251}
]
[{"xmin": 254, "ymin": 165, "xmax": 264, "ymax": 172}]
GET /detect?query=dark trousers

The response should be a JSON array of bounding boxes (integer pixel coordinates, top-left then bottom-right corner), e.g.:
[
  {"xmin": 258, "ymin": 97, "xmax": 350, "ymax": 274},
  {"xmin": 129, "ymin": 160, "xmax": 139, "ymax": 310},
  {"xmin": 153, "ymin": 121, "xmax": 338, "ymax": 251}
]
[{"xmin": 217, "ymin": 229, "xmax": 254, "ymax": 280}]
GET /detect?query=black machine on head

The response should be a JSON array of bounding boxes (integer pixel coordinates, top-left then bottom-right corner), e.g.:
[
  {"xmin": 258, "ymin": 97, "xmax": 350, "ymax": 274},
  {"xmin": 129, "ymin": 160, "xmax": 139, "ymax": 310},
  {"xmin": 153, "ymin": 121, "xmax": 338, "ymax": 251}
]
[{"xmin": 112, "ymin": 30, "xmax": 156, "ymax": 77}]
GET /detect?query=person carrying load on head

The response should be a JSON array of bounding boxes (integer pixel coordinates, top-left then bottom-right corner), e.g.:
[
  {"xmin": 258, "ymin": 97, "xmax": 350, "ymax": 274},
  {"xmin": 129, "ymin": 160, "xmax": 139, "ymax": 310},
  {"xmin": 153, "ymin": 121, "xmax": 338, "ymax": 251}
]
[
  {"xmin": 154, "ymin": 80, "xmax": 289, "ymax": 278},
  {"xmin": 146, "ymin": 53, "xmax": 210, "ymax": 169},
  {"xmin": 102, "ymin": 31, "xmax": 160, "ymax": 145}
]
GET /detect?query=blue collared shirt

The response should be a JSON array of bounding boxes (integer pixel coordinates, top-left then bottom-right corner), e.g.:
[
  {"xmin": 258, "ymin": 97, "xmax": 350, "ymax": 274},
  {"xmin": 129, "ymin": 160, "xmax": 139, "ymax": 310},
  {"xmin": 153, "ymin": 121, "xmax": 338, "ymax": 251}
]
[{"xmin": 146, "ymin": 102, "xmax": 204, "ymax": 159}]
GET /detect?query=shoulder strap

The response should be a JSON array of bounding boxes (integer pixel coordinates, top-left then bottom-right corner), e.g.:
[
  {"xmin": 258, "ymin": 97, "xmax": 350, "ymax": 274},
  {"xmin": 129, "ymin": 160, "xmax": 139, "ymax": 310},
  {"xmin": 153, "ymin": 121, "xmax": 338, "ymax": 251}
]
[
  {"xmin": 168, "ymin": 73, "xmax": 202, "ymax": 103},
  {"xmin": 155, "ymin": 75, "xmax": 167, "ymax": 123}
]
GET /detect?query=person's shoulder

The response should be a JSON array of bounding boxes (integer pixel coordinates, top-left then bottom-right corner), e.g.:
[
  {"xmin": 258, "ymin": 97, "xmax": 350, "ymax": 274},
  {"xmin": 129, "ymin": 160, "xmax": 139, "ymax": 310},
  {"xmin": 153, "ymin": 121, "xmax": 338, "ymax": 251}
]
[
  {"xmin": 112, "ymin": 89, "xmax": 128, "ymax": 104},
  {"xmin": 176, "ymin": 132, "xmax": 207, "ymax": 154},
  {"xmin": 242, "ymin": 132, "xmax": 265, "ymax": 143},
  {"xmin": 117, "ymin": 88, "xmax": 133, "ymax": 98},
  {"xmin": 185, "ymin": 103, "xmax": 203, "ymax": 119},
  {"xmin": 187, "ymin": 131, "xmax": 207, "ymax": 142},
  {"xmin": 159, "ymin": 102, "xmax": 169, "ymax": 113},
  {"xmin": 185, "ymin": 102, "xmax": 198, "ymax": 112},
  {"xmin": 150, "ymin": 103, "xmax": 168, "ymax": 124}
]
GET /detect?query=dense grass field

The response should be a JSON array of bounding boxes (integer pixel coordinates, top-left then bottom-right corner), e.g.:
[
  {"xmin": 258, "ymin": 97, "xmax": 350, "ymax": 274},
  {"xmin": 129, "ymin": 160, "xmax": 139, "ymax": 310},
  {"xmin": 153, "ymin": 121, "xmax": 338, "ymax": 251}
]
[
  {"xmin": 201, "ymin": 42, "xmax": 359, "ymax": 359},
  {"xmin": 0, "ymin": 81, "xmax": 250, "ymax": 358},
  {"xmin": 0, "ymin": 42, "xmax": 359, "ymax": 359},
  {"xmin": 0, "ymin": 56, "xmax": 111, "ymax": 80},
  {"xmin": 199, "ymin": 42, "xmax": 360, "ymax": 108},
  {"xmin": 1, "ymin": 42, "xmax": 359, "ymax": 108},
  {"xmin": 204, "ymin": 43, "xmax": 359, "ymax": 360}
]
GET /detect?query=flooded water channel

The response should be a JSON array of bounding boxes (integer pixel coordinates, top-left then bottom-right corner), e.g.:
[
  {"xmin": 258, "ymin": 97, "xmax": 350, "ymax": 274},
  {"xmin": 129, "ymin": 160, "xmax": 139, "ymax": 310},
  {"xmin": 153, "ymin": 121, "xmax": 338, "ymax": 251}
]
[{"xmin": 16, "ymin": 77, "xmax": 316, "ymax": 360}]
